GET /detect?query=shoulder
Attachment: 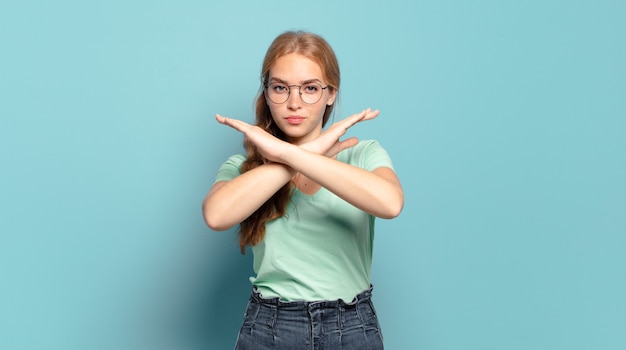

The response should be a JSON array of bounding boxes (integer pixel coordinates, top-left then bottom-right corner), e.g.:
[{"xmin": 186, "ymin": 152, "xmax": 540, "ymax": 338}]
[
  {"xmin": 221, "ymin": 154, "xmax": 246, "ymax": 168},
  {"xmin": 351, "ymin": 139, "xmax": 386, "ymax": 153},
  {"xmin": 214, "ymin": 154, "xmax": 246, "ymax": 182},
  {"xmin": 342, "ymin": 140, "xmax": 388, "ymax": 158},
  {"xmin": 339, "ymin": 140, "xmax": 394, "ymax": 171}
]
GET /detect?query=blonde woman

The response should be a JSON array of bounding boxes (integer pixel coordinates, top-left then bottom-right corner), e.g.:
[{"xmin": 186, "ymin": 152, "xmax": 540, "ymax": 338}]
[{"xmin": 203, "ymin": 31, "xmax": 403, "ymax": 349}]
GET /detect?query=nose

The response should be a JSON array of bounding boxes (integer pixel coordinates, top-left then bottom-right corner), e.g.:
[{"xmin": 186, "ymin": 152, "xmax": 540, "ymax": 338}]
[{"xmin": 287, "ymin": 88, "xmax": 302, "ymax": 110}]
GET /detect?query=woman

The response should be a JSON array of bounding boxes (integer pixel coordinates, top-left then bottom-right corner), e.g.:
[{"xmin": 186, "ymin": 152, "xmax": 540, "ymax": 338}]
[{"xmin": 202, "ymin": 31, "xmax": 404, "ymax": 350}]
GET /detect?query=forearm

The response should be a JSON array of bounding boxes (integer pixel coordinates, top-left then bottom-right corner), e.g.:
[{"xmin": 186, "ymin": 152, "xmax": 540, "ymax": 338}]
[
  {"xmin": 202, "ymin": 162, "xmax": 295, "ymax": 230},
  {"xmin": 281, "ymin": 145, "xmax": 404, "ymax": 218}
]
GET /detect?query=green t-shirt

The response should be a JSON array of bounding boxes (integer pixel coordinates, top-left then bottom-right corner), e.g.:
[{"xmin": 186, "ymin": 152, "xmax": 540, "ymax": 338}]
[{"xmin": 214, "ymin": 140, "xmax": 394, "ymax": 302}]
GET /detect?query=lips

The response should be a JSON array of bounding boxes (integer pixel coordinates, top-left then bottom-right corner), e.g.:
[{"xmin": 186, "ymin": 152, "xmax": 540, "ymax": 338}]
[{"xmin": 285, "ymin": 116, "xmax": 306, "ymax": 125}]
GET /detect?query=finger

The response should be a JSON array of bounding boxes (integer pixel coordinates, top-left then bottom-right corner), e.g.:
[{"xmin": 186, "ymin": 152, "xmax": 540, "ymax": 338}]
[
  {"xmin": 215, "ymin": 113, "xmax": 231, "ymax": 124},
  {"xmin": 354, "ymin": 108, "xmax": 380, "ymax": 122},
  {"xmin": 338, "ymin": 136, "xmax": 359, "ymax": 150},
  {"xmin": 340, "ymin": 110, "xmax": 368, "ymax": 128},
  {"xmin": 341, "ymin": 108, "xmax": 377, "ymax": 129},
  {"xmin": 363, "ymin": 108, "xmax": 380, "ymax": 120},
  {"xmin": 356, "ymin": 108, "xmax": 379, "ymax": 122},
  {"xmin": 215, "ymin": 114, "xmax": 251, "ymax": 132},
  {"xmin": 326, "ymin": 137, "xmax": 359, "ymax": 157}
]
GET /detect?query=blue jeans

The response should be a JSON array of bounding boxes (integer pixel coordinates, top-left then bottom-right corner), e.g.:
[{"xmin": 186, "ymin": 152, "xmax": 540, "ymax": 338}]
[{"xmin": 234, "ymin": 286, "xmax": 384, "ymax": 350}]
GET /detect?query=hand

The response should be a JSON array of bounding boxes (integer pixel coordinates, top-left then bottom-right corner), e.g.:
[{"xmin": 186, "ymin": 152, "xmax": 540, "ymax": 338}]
[
  {"xmin": 215, "ymin": 114, "xmax": 290, "ymax": 162},
  {"xmin": 215, "ymin": 108, "xmax": 379, "ymax": 161},
  {"xmin": 301, "ymin": 108, "xmax": 379, "ymax": 157}
]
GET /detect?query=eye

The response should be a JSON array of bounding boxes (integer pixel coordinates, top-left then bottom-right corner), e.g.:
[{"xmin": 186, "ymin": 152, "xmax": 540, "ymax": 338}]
[
  {"xmin": 302, "ymin": 83, "xmax": 320, "ymax": 94},
  {"xmin": 270, "ymin": 83, "xmax": 288, "ymax": 93}
]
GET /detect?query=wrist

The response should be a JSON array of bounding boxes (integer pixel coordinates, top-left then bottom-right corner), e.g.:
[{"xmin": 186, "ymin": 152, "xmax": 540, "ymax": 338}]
[
  {"xmin": 278, "ymin": 142, "xmax": 302, "ymax": 166},
  {"xmin": 264, "ymin": 159, "xmax": 297, "ymax": 178}
]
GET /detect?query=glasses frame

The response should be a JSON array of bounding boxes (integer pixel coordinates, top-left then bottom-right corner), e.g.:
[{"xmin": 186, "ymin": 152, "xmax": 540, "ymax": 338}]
[{"xmin": 264, "ymin": 81, "xmax": 329, "ymax": 105}]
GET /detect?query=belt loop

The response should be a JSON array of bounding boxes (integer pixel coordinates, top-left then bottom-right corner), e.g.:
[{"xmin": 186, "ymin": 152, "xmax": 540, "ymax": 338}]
[
  {"xmin": 339, "ymin": 305, "xmax": 345, "ymax": 330},
  {"xmin": 268, "ymin": 305, "xmax": 277, "ymax": 341}
]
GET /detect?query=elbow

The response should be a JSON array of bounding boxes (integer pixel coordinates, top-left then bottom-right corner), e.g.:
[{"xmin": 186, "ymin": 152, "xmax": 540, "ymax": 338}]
[
  {"xmin": 204, "ymin": 216, "xmax": 231, "ymax": 231},
  {"xmin": 378, "ymin": 191, "xmax": 404, "ymax": 219},
  {"xmin": 202, "ymin": 203, "xmax": 235, "ymax": 232},
  {"xmin": 379, "ymin": 201, "xmax": 403, "ymax": 219}
]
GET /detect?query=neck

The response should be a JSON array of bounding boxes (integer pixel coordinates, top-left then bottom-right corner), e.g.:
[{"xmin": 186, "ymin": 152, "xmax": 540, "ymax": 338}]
[{"xmin": 286, "ymin": 129, "xmax": 322, "ymax": 146}]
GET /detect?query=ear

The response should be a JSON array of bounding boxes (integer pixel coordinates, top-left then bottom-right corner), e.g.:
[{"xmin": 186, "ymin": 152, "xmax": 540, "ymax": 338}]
[{"xmin": 326, "ymin": 89, "xmax": 337, "ymax": 106}]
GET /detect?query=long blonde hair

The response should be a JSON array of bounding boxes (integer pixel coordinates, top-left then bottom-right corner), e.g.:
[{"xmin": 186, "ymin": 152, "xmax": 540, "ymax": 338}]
[{"xmin": 237, "ymin": 31, "xmax": 340, "ymax": 253}]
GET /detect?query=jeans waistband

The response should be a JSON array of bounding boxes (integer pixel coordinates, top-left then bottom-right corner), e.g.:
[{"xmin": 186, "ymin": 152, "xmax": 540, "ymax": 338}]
[{"xmin": 250, "ymin": 285, "xmax": 374, "ymax": 310}]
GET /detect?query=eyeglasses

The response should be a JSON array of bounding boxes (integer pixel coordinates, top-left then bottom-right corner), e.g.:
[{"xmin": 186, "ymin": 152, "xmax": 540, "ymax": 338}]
[{"xmin": 264, "ymin": 82, "xmax": 329, "ymax": 104}]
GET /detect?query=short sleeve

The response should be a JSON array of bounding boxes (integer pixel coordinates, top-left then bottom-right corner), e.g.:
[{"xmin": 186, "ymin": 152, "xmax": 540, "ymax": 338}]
[
  {"xmin": 346, "ymin": 140, "xmax": 395, "ymax": 171},
  {"xmin": 214, "ymin": 154, "xmax": 246, "ymax": 184}
]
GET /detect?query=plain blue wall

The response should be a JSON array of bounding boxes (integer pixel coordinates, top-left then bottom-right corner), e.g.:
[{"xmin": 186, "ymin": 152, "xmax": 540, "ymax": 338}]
[{"xmin": 1, "ymin": 1, "xmax": 625, "ymax": 349}]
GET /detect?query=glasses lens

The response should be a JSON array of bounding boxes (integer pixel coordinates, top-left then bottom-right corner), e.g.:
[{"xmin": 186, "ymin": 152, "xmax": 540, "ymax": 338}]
[
  {"xmin": 267, "ymin": 83, "xmax": 289, "ymax": 104},
  {"xmin": 300, "ymin": 83, "xmax": 323, "ymax": 104}
]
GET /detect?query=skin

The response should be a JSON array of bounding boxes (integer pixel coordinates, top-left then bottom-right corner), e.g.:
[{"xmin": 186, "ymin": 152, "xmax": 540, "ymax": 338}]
[
  {"xmin": 202, "ymin": 54, "xmax": 404, "ymax": 231},
  {"xmin": 265, "ymin": 53, "xmax": 337, "ymax": 145}
]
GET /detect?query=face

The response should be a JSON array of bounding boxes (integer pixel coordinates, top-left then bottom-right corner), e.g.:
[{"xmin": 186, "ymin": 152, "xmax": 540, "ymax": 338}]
[{"xmin": 266, "ymin": 53, "xmax": 336, "ymax": 145}]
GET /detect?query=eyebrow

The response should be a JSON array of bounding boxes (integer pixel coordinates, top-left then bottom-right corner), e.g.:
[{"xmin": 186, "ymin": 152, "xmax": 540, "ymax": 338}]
[{"xmin": 268, "ymin": 77, "xmax": 323, "ymax": 85}]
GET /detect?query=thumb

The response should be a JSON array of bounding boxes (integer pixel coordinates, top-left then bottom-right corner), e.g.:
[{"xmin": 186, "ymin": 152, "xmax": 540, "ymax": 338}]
[
  {"xmin": 339, "ymin": 137, "xmax": 359, "ymax": 149},
  {"xmin": 331, "ymin": 137, "xmax": 359, "ymax": 156}
]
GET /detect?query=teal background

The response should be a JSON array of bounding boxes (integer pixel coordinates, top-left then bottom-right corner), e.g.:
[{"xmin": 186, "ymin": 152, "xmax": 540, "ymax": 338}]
[{"xmin": 1, "ymin": 1, "xmax": 624, "ymax": 349}]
